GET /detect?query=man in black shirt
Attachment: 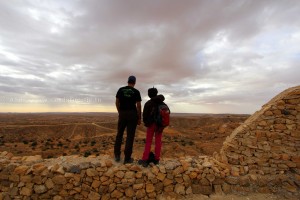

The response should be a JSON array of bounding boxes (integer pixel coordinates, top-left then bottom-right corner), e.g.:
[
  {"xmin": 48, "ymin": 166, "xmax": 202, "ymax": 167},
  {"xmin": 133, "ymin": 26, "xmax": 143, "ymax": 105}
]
[{"xmin": 114, "ymin": 75, "xmax": 142, "ymax": 164}]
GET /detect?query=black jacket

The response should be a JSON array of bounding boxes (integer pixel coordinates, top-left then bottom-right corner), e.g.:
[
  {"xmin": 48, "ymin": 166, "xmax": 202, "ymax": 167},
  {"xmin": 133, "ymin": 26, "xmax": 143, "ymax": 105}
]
[{"xmin": 143, "ymin": 95, "xmax": 167, "ymax": 127}]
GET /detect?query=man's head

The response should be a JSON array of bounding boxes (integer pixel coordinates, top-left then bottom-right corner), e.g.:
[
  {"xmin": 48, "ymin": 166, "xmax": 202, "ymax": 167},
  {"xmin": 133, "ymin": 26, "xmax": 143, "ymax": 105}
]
[
  {"xmin": 148, "ymin": 87, "xmax": 158, "ymax": 98},
  {"xmin": 127, "ymin": 75, "xmax": 136, "ymax": 84}
]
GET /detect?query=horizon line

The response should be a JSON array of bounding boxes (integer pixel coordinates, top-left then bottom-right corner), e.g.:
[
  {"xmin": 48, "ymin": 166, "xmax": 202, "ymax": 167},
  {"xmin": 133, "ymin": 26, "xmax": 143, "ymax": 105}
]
[{"xmin": 0, "ymin": 111, "xmax": 251, "ymax": 115}]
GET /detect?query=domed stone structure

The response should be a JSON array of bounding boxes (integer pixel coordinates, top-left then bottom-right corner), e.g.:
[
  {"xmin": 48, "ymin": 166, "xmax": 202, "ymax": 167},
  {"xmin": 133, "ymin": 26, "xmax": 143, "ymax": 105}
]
[{"xmin": 220, "ymin": 86, "xmax": 299, "ymax": 176}]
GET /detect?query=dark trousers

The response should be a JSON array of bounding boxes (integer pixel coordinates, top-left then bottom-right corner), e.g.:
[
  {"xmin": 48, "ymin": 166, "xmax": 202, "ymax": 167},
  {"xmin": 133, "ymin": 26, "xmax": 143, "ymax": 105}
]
[{"xmin": 114, "ymin": 110, "xmax": 138, "ymax": 161}]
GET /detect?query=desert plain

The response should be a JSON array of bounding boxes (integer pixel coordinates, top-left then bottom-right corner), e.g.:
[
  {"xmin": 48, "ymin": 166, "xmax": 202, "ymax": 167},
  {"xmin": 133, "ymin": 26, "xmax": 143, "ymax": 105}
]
[
  {"xmin": 0, "ymin": 112, "xmax": 249, "ymax": 160},
  {"xmin": 0, "ymin": 112, "xmax": 289, "ymax": 199}
]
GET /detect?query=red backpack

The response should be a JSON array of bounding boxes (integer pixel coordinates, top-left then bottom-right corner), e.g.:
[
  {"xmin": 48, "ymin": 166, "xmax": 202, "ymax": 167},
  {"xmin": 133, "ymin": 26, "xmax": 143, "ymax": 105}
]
[{"xmin": 155, "ymin": 104, "xmax": 170, "ymax": 127}]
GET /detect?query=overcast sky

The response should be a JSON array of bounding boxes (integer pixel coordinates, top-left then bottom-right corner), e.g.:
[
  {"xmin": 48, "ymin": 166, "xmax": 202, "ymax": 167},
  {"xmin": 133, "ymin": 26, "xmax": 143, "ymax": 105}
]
[{"xmin": 0, "ymin": 0, "xmax": 299, "ymax": 114}]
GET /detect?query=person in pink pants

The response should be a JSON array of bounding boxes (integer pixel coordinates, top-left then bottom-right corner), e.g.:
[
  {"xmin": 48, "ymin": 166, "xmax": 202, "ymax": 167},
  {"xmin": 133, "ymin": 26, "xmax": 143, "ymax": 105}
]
[
  {"xmin": 141, "ymin": 123, "xmax": 163, "ymax": 163},
  {"xmin": 138, "ymin": 87, "xmax": 169, "ymax": 167}
]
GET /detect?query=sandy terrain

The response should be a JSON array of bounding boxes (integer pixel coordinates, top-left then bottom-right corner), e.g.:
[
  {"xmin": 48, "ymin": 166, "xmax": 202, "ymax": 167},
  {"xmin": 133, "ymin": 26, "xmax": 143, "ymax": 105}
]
[
  {"xmin": 1, "ymin": 112, "xmax": 290, "ymax": 199},
  {"xmin": 0, "ymin": 112, "xmax": 249, "ymax": 160}
]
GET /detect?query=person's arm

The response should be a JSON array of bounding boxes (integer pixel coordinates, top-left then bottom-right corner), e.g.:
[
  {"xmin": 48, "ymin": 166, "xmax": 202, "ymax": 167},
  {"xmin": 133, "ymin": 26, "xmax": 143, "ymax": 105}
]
[
  {"xmin": 115, "ymin": 98, "xmax": 120, "ymax": 113},
  {"xmin": 137, "ymin": 101, "xmax": 141, "ymax": 125},
  {"xmin": 143, "ymin": 101, "xmax": 149, "ymax": 125}
]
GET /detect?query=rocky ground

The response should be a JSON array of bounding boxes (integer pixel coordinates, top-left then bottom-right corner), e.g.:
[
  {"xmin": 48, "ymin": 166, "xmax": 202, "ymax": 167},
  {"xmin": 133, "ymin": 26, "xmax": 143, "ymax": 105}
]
[
  {"xmin": 2, "ymin": 113, "xmax": 294, "ymax": 199},
  {"xmin": 0, "ymin": 112, "xmax": 249, "ymax": 160},
  {"xmin": 182, "ymin": 193, "xmax": 281, "ymax": 200},
  {"xmin": 0, "ymin": 151, "xmax": 290, "ymax": 200}
]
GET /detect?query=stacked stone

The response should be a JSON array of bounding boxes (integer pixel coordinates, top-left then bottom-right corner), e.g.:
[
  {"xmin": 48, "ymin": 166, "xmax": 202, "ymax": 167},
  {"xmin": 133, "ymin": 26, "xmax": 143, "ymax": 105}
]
[
  {"xmin": 0, "ymin": 153, "xmax": 230, "ymax": 199},
  {"xmin": 221, "ymin": 86, "xmax": 299, "ymax": 176}
]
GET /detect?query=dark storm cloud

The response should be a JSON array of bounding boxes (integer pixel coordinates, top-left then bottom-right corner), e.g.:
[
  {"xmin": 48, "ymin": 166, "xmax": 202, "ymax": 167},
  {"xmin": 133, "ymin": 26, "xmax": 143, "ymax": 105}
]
[{"xmin": 0, "ymin": 0, "xmax": 299, "ymax": 113}]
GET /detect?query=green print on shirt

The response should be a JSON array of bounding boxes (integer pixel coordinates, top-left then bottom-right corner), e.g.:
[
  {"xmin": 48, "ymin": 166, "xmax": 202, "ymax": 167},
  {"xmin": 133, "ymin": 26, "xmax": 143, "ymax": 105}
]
[{"xmin": 122, "ymin": 88, "xmax": 134, "ymax": 98}]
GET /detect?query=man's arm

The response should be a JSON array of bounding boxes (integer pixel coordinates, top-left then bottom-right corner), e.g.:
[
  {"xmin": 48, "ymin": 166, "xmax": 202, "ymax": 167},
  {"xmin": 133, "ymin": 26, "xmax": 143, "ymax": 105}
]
[
  {"xmin": 115, "ymin": 98, "xmax": 120, "ymax": 113},
  {"xmin": 142, "ymin": 101, "xmax": 149, "ymax": 125},
  {"xmin": 137, "ymin": 101, "xmax": 141, "ymax": 125}
]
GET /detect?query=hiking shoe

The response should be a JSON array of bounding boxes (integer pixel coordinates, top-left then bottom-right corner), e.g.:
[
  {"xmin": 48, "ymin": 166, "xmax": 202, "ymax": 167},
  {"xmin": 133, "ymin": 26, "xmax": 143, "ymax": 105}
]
[
  {"xmin": 115, "ymin": 155, "xmax": 120, "ymax": 162},
  {"xmin": 124, "ymin": 158, "xmax": 134, "ymax": 164},
  {"xmin": 138, "ymin": 159, "xmax": 148, "ymax": 167},
  {"xmin": 153, "ymin": 159, "xmax": 159, "ymax": 165}
]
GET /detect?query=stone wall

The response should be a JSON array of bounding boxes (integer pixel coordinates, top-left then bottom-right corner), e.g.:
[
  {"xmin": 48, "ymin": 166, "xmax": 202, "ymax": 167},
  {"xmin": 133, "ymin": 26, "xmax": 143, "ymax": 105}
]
[
  {"xmin": 0, "ymin": 85, "xmax": 299, "ymax": 199},
  {"xmin": 219, "ymin": 85, "xmax": 300, "ymax": 196},
  {"xmin": 0, "ymin": 153, "xmax": 231, "ymax": 199}
]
